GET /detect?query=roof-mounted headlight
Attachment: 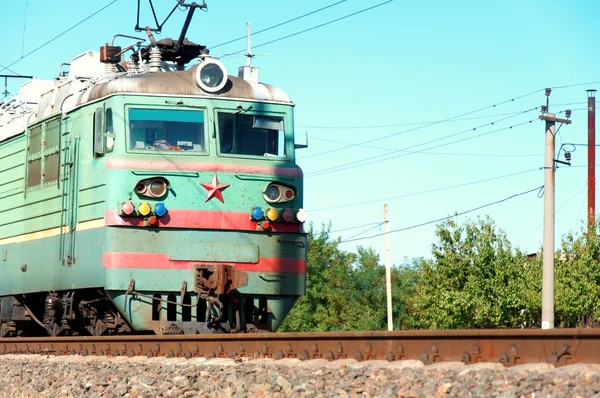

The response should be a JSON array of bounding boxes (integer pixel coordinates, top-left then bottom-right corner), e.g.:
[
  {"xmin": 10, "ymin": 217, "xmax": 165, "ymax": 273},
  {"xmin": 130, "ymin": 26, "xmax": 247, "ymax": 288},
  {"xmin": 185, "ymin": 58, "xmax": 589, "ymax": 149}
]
[{"xmin": 195, "ymin": 56, "xmax": 228, "ymax": 93}]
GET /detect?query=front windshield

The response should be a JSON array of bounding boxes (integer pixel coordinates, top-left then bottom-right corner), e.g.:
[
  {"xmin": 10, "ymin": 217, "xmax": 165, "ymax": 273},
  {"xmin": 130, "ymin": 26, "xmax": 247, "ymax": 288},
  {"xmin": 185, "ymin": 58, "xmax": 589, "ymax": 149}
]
[
  {"xmin": 128, "ymin": 108, "xmax": 205, "ymax": 152},
  {"xmin": 218, "ymin": 112, "xmax": 286, "ymax": 158}
]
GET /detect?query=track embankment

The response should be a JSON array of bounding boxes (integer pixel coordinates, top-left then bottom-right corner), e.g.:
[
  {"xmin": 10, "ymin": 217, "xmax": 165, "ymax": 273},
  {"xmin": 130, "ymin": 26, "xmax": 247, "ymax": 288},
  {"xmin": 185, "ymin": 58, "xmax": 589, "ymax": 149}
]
[{"xmin": 2, "ymin": 329, "xmax": 600, "ymax": 396}]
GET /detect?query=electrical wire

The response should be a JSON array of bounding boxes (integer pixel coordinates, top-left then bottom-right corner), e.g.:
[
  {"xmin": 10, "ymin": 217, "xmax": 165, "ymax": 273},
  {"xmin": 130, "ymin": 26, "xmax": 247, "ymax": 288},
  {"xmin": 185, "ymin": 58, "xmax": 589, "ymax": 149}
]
[
  {"xmin": 302, "ymin": 99, "xmax": 542, "ymax": 160},
  {"xmin": 341, "ymin": 223, "xmax": 383, "ymax": 241},
  {"xmin": 209, "ymin": 0, "xmax": 349, "ymax": 49},
  {"xmin": 295, "ymin": 103, "xmax": 588, "ymax": 130},
  {"xmin": 220, "ymin": 0, "xmax": 395, "ymax": 57},
  {"xmin": 302, "ymin": 134, "xmax": 542, "ymax": 158},
  {"xmin": 297, "ymin": 109, "xmax": 543, "ymax": 130},
  {"xmin": 306, "ymin": 117, "xmax": 539, "ymax": 178},
  {"xmin": 515, "ymin": 182, "xmax": 587, "ymax": 247},
  {"xmin": 301, "ymin": 92, "xmax": 590, "ymax": 161},
  {"xmin": 331, "ymin": 222, "xmax": 381, "ymax": 233},
  {"xmin": 0, "ymin": 65, "xmax": 21, "ymax": 76},
  {"xmin": 311, "ymin": 167, "xmax": 541, "ymax": 212},
  {"xmin": 339, "ymin": 185, "xmax": 543, "ymax": 243},
  {"xmin": 551, "ymin": 81, "xmax": 600, "ymax": 90},
  {"xmin": 0, "ymin": 0, "xmax": 120, "ymax": 74},
  {"xmin": 307, "ymin": 107, "xmax": 575, "ymax": 178}
]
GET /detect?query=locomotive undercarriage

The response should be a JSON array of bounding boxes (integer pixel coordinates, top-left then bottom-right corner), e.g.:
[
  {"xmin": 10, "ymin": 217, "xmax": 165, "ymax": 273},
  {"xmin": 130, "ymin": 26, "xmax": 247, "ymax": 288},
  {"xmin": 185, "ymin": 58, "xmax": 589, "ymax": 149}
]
[
  {"xmin": 0, "ymin": 290, "xmax": 131, "ymax": 338},
  {"xmin": 0, "ymin": 264, "xmax": 270, "ymax": 337},
  {"xmin": 0, "ymin": 288, "xmax": 270, "ymax": 338}
]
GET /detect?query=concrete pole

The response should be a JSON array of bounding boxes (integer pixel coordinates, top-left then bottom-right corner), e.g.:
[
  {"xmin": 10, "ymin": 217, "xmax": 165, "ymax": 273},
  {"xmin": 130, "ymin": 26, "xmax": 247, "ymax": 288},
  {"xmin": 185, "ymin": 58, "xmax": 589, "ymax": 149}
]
[
  {"xmin": 541, "ymin": 114, "xmax": 556, "ymax": 330},
  {"xmin": 383, "ymin": 203, "xmax": 393, "ymax": 331},
  {"xmin": 538, "ymin": 112, "xmax": 570, "ymax": 329}
]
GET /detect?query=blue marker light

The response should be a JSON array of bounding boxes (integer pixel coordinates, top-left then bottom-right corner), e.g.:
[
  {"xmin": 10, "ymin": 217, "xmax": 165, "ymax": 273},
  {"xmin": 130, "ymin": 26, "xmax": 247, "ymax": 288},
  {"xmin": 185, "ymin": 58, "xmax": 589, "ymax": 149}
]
[
  {"xmin": 154, "ymin": 202, "xmax": 167, "ymax": 217},
  {"xmin": 251, "ymin": 207, "xmax": 264, "ymax": 220}
]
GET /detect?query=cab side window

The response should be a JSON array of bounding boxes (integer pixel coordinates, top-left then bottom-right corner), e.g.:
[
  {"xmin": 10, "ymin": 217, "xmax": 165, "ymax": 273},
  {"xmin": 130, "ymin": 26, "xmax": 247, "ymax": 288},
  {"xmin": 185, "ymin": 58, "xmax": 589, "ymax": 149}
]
[
  {"xmin": 93, "ymin": 108, "xmax": 104, "ymax": 157},
  {"xmin": 94, "ymin": 107, "xmax": 114, "ymax": 157}
]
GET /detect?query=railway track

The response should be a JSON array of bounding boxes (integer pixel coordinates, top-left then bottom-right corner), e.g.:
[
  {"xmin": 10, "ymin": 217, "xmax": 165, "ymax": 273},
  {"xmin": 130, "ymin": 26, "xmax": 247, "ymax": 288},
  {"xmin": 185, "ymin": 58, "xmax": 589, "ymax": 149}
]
[{"xmin": 0, "ymin": 329, "xmax": 598, "ymax": 368}]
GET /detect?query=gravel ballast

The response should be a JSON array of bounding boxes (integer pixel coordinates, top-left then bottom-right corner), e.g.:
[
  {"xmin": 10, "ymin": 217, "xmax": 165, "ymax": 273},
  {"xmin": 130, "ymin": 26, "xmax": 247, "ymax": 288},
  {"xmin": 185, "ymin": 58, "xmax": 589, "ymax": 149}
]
[{"xmin": 0, "ymin": 355, "xmax": 598, "ymax": 397}]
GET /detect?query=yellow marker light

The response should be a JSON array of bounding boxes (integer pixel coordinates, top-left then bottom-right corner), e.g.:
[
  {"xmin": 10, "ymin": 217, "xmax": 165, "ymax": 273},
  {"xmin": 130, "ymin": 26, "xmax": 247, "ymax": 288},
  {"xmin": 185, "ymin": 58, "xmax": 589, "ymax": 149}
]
[
  {"xmin": 138, "ymin": 202, "xmax": 151, "ymax": 216},
  {"xmin": 266, "ymin": 207, "xmax": 279, "ymax": 221}
]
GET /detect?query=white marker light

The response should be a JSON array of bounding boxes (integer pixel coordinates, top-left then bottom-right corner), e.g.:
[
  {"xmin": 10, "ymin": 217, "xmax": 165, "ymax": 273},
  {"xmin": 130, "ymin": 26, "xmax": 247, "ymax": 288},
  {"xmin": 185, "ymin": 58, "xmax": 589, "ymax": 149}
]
[{"xmin": 296, "ymin": 209, "xmax": 307, "ymax": 223}]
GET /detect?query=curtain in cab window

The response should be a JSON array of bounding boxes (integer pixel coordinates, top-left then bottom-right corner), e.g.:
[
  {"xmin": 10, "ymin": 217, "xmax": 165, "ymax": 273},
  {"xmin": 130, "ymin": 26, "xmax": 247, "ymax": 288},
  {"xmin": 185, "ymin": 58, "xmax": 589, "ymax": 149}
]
[{"xmin": 218, "ymin": 113, "xmax": 286, "ymax": 158}]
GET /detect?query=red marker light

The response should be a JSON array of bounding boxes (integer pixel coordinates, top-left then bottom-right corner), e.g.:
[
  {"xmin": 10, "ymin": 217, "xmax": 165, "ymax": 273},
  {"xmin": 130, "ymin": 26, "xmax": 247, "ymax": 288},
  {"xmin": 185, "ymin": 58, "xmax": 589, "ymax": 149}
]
[
  {"xmin": 148, "ymin": 216, "xmax": 158, "ymax": 226},
  {"xmin": 284, "ymin": 189, "xmax": 294, "ymax": 200},
  {"xmin": 121, "ymin": 201, "xmax": 134, "ymax": 215},
  {"xmin": 261, "ymin": 221, "xmax": 270, "ymax": 230},
  {"xmin": 282, "ymin": 208, "xmax": 294, "ymax": 222}
]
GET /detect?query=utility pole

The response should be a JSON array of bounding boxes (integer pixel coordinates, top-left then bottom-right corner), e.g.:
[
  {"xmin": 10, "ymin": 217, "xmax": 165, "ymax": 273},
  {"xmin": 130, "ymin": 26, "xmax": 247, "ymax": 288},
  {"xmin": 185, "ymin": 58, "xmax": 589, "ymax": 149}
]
[
  {"xmin": 383, "ymin": 203, "xmax": 392, "ymax": 331},
  {"xmin": 588, "ymin": 89, "xmax": 597, "ymax": 234},
  {"xmin": 539, "ymin": 104, "xmax": 571, "ymax": 329}
]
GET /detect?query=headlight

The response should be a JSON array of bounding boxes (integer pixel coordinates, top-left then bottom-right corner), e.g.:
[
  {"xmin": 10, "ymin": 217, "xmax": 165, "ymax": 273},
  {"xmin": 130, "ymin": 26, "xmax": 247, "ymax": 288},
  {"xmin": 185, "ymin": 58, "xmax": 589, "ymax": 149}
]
[
  {"xmin": 265, "ymin": 185, "xmax": 281, "ymax": 202},
  {"xmin": 263, "ymin": 183, "xmax": 296, "ymax": 204},
  {"xmin": 195, "ymin": 57, "xmax": 228, "ymax": 93},
  {"xmin": 134, "ymin": 177, "xmax": 169, "ymax": 199},
  {"xmin": 149, "ymin": 179, "xmax": 168, "ymax": 197}
]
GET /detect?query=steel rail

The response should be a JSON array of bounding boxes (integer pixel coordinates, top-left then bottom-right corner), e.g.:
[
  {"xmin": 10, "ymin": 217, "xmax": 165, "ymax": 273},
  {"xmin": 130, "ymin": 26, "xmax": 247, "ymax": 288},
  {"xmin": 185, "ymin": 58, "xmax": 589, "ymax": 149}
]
[{"xmin": 0, "ymin": 329, "xmax": 598, "ymax": 367}]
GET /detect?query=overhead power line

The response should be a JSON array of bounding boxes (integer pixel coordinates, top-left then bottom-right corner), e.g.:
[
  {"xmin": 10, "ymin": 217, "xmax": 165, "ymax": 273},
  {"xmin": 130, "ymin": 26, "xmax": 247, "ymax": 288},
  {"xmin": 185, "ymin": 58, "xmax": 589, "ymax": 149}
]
[
  {"xmin": 339, "ymin": 185, "xmax": 543, "ymax": 244},
  {"xmin": 306, "ymin": 107, "xmax": 578, "ymax": 178},
  {"xmin": 302, "ymin": 83, "xmax": 595, "ymax": 161},
  {"xmin": 516, "ymin": 182, "xmax": 587, "ymax": 247},
  {"xmin": 210, "ymin": 0, "xmax": 349, "ymax": 49},
  {"xmin": 342, "ymin": 223, "xmax": 383, "ymax": 240},
  {"xmin": 331, "ymin": 222, "xmax": 381, "ymax": 233},
  {"xmin": 551, "ymin": 81, "xmax": 600, "ymax": 90},
  {"xmin": 297, "ymin": 103, "xmax": 589, "ymax": 130},
  {"xmin": 300, "ymin": 107, "xmax": 591, "ymax": 165},
  {"xmin": 297, "ymin": 109, "xmax": 551, "ymax": 130},
  {"xmin": 312, "ymin": 167, "xmax": 541, "ymax": 212},
  {"xmin": 301, "ymin": 96, "xmax": 543, "ymax": 161},
  {"xmin": 221, "ymin": 0, "xmax": 395, "ymax": 57},
  {"xmin": 0, "ymin": 0, "xmax": 120, "ymax": 74},
  {"xmin": 305, "ymin": 115, "xmax": 543, "ymax": 178},
  {"xmin": 303, "ymin": 134, "xmax": 542, "ymax": 158},
  {"xmin": 0, "ymin": 65, "xmax": 21, "ymax": 76}
]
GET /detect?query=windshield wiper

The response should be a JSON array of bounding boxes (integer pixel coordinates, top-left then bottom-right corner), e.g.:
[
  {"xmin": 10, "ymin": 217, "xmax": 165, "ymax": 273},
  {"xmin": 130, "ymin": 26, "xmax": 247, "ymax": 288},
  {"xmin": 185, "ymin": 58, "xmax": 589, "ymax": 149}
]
[
  {"xmin": 164, "ymin": 100, "xmax": 253, "ymax": 121},
  {"xmin": 164, "ymin": 100, "xmax": 253, "ymax": 119},
  {"xmin": 164, "ymin": 100, "xmax": 204, "ymax": 109},
  {"xmin": 218, "ymin": 105, "xmax": 253, "ymax": 122}
]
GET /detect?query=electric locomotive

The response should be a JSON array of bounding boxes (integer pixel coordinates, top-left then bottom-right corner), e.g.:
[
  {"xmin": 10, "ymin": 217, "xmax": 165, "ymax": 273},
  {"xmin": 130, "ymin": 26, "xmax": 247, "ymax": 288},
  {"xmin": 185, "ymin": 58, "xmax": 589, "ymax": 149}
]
[{"xmin": 0, "ymin": 16, "xmax": 307, "ymax": 336}]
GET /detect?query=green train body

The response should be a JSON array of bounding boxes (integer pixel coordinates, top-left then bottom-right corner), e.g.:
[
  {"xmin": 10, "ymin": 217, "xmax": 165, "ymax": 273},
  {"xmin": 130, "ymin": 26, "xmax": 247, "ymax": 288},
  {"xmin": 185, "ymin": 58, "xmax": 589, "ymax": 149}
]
[{"xmin": 0, "ymin": 37, "xmax": 307, "ymax": 336}]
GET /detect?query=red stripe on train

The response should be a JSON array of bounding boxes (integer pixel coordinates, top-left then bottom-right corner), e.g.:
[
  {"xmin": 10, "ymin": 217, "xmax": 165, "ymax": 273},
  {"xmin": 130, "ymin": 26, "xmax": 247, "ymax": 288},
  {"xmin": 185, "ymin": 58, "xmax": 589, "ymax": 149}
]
[
  {"xmin": 102, "ymin": 252, "xmax": 306, "ymax": 273},
  {"xmin": 106, "ymin": 158, "xmax": 303, "ymax": 177},
  {"xmin": 105, "ymin": 209, "xmax": 302, "ymax": 233}
]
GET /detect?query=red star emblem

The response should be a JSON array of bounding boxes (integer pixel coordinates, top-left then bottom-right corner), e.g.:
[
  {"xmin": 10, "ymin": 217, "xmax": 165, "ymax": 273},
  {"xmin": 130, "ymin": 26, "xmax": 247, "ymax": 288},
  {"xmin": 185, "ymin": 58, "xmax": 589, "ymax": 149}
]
[{"xmin": 201, "ymin": 173, "xmax": 230, "ymax": 203}]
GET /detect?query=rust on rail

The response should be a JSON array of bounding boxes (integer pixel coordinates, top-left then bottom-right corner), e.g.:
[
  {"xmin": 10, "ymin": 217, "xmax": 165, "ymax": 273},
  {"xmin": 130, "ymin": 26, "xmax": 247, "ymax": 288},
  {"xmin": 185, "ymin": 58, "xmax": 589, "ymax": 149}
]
[{"xmin": 0, "ymin": 329, "xmax": 598, "ymax": 367}]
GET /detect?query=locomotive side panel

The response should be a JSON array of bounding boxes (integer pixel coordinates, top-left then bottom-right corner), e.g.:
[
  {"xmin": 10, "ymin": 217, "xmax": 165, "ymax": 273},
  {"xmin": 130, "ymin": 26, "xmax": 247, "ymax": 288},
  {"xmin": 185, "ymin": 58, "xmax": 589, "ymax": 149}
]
[{"xmin": 0, "ymin": 102, "xmax": 113, "ymax": 297}]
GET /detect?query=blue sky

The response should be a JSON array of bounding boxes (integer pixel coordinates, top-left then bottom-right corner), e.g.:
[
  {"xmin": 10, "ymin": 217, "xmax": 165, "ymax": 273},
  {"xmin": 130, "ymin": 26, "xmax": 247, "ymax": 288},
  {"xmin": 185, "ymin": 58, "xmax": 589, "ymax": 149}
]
[{"xmin": 1, "ymin": 0, "xmax": 599, "ymax": 266}]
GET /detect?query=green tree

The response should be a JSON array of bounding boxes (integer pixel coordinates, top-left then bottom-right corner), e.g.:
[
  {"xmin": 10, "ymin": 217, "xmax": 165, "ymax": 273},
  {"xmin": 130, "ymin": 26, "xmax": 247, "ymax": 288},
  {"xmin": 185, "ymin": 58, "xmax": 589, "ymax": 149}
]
[
  {"xmin": 409, "ymin": 216, "xmax": 537, "ymax": 329},
  {"xmin": 552, "ymin": 222, "xmax": 600, "ymax": 327},
  {"xmin": 279, "ymin": 223, "xmax": 358, "ymax": 332},
  {"xmin": 280, "ymin": 225, "xmax": 421, "ymax": 332}
]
